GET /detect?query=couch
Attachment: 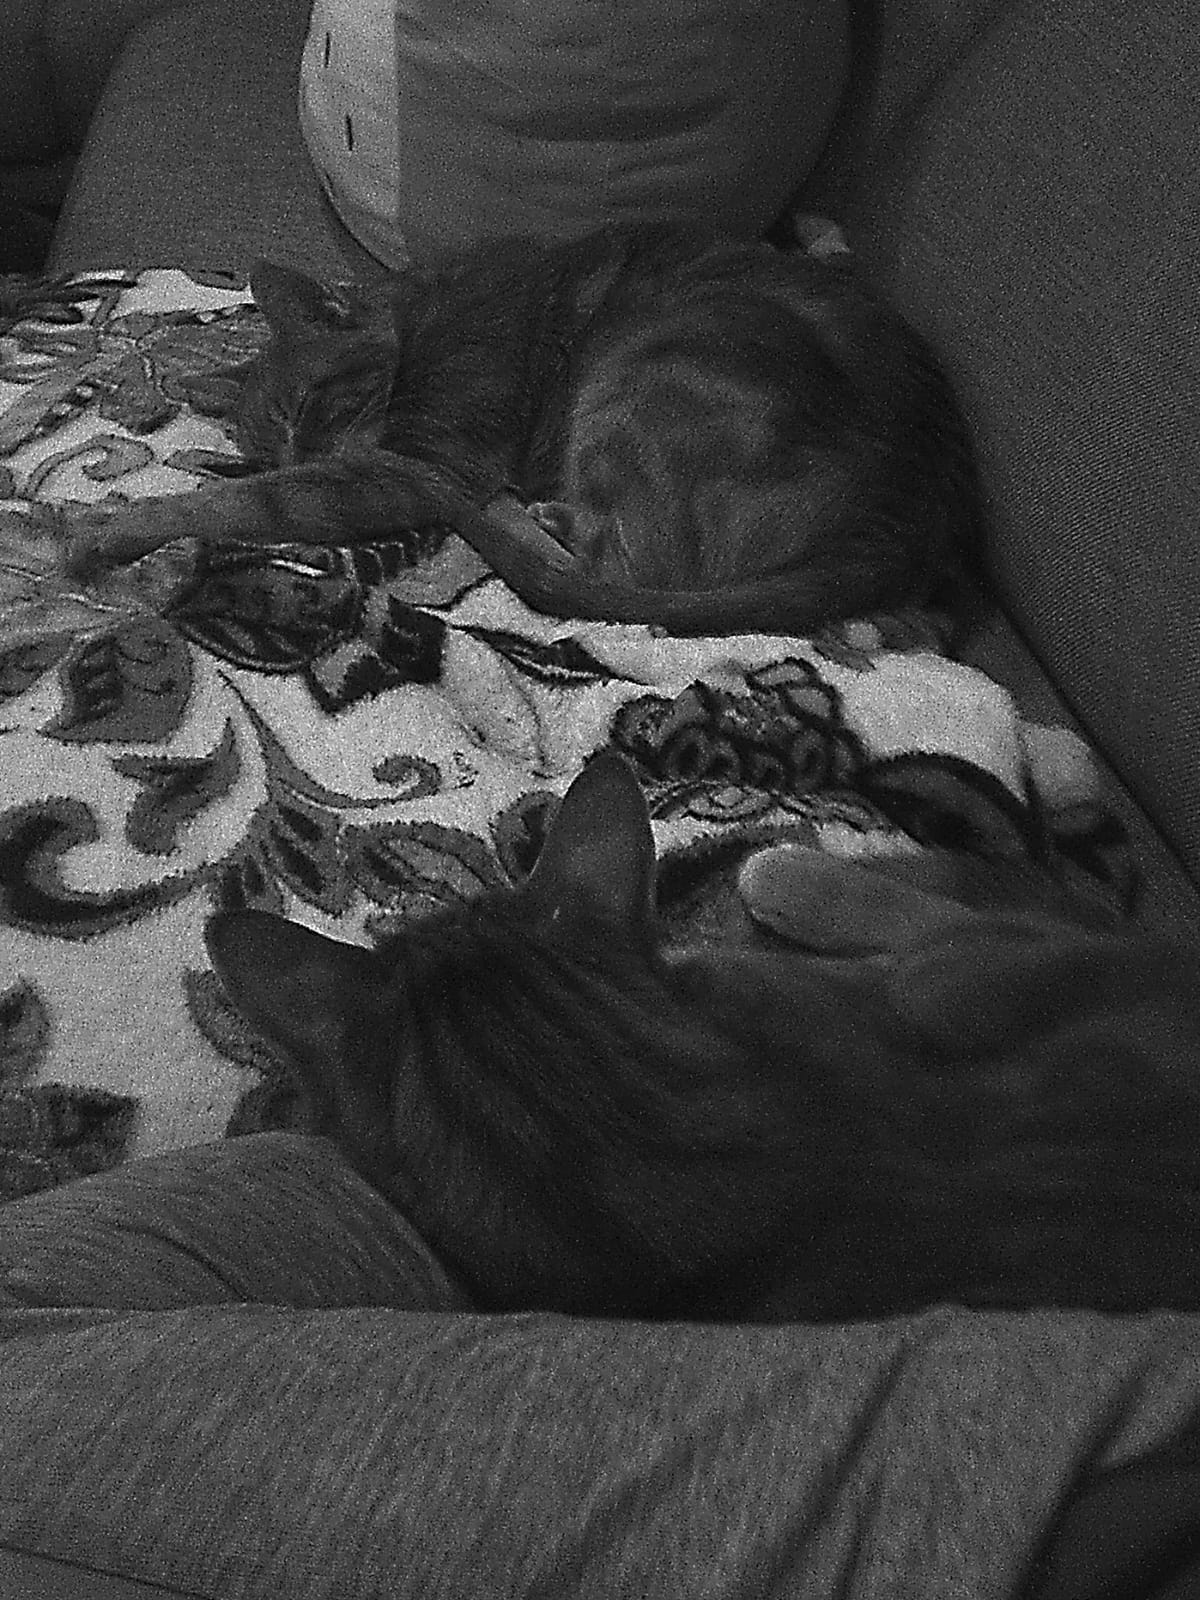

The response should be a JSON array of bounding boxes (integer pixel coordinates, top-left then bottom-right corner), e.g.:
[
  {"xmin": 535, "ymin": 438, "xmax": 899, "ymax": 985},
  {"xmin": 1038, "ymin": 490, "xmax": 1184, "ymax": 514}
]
[{"xmin": 4, "ymin": 0, "xmax": 1200, "ymax": 1595}]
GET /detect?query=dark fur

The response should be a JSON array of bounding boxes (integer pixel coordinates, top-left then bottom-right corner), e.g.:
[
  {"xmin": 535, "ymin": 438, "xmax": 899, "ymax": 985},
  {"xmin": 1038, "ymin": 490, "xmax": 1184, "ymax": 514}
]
[
  {"xmin": 69, "ymin": 228, "xmax": 984, "ymax": 635},
  {"xmin": 208, "ymin": 754, "xmax": 1200, "ymax": 1323}
]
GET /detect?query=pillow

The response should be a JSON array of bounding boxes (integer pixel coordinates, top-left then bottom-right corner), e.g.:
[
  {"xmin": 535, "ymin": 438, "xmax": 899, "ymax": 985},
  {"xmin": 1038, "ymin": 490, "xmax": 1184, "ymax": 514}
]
[{"xmin": 298, "ymin": 0, "xmax": 850, "ymax": 264}]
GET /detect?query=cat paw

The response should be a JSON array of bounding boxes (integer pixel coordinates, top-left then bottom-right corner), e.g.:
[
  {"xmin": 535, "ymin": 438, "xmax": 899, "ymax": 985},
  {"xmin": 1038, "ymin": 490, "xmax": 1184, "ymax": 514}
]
[
  {"xmin": 57, "ymin": 506, "xmax": 122, "ymax": 583},
  {"xmin": 526, "ymin": 501, "xmax": 578, "ymax": 557},
  {"xmin": 0, "ymin": 504, "xmax": 119, "ymax": 606},
  {"xmin": 58, "ymin": 500, "xmax": 172, "ymax": 584},
  {"xmin": 0, "ymin": 502, "xmax": 193, "ymax": 641},
  {"xmin": 737, "ymin": 846, "xmax": 975, "ymax": 956},
  {"xmin": 483, "ymin": 495, "xmax": 578, "ymax": 574}
]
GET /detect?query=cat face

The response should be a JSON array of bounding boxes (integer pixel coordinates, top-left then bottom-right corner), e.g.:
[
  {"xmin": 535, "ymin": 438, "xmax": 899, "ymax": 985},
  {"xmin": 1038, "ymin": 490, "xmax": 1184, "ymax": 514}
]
[
  {"xmin": 205, "ymin": 752, "xmax": 659, "ymax": 1079},
  {"xmin": 231, "ymin": 262, "xmax": 397, "ymax": 467}
]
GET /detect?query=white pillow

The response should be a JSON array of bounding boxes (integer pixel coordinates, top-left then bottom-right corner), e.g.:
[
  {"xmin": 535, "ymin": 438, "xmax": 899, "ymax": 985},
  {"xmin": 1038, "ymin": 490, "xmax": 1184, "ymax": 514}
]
[{"xmin": 298, "ymin": 0, "xmax": 850, "ymax": 265}]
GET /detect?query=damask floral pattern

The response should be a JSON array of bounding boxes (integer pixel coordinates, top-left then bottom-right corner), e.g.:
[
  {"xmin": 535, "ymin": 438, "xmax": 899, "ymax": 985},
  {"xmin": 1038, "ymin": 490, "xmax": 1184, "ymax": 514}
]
[{"xmin": 0, "ymin": 267, "xmax": 1133, "ymax": 1193}]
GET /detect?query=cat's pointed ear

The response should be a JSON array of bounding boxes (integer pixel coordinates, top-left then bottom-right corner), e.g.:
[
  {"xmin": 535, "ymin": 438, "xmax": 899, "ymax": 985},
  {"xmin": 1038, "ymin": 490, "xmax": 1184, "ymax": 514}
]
[
  {"xmin": 249, "ymin": 260, "xmax": 379, "ymax": 336},
  {"xmin": 205, "ymin": 910, "xmax": 384, "ymax": 1062},
  {"xmin": 521, "ymin": 752, "xmax": 657, "ymax": 939}
]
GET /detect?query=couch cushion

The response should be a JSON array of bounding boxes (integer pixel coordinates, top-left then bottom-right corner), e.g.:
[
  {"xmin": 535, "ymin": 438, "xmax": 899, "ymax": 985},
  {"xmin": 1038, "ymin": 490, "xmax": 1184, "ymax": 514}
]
[
  {"xmin": 7, "ymin": 1136, "xmax": 1200, "ymax": 1600},
  {"xmin": 297, "ymin": 0, "xmax": 849, "ymax": 265},
  {"xmin": 962, "ymin": 609, "xmax": 1200, "ymax": 938},
  {"xmin": 50, "ymin": 0, "xmax": 390, "ymax": 284},
  {"xmin": 52, "ymin": 0, "xmax": 849, "ymax": 276},
  {"xmin": 0, "ymin": 1548, "xmax": 179, "ymax": 1600},
  {"xmin": 806, "ymin": 0, "xmax": 1200, "ymax": 904}
]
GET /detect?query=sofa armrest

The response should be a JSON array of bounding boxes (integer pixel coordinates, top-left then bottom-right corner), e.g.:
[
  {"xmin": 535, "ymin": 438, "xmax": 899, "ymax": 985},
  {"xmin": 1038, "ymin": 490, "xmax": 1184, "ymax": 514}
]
[
  {"xmin": 813, "ymin": 0, "xmax": 1200, "ymax": 899},
  {"xmin": 50, "ymin": 0, "xmax": 382, "ymax": 282}
]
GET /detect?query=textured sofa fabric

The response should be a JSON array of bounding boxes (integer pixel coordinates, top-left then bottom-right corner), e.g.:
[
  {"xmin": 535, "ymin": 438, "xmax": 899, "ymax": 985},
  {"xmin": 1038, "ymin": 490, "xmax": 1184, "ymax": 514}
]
[
  {"xmin": 297, "ymin": 0, "xmax": 849, "ymax": 265},
  {"xmin": 5, "ymin": 1132, "xmax": 1200, "ymax": 1600},
  {"xmin": 804, "ymin": 0, "xmax": 1200, "ymax": 895},
  {"xmin": 50, "ymin": 0, "xmax": 388, "ymax": 284}
]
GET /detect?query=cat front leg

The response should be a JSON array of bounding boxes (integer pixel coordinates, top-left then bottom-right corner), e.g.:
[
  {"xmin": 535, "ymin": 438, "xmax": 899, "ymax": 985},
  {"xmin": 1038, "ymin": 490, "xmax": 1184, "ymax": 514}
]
[
  {"xmin": 61, "ymin": 478, "xmax": 292, "ymax": 582},
  {"xmin": 61, "ymin": 496, "xmax": 201, "ymax": 581},
  {"xmin": 60, "ymin": 446, "xmax": 440, "ymax": 583}
]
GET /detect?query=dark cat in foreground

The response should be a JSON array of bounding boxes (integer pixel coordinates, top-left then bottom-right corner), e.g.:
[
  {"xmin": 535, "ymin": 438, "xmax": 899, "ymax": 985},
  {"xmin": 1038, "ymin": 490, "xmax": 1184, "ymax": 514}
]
[
  {"xmin": 67, "ymin": 227, "xmax": 983, "ymax": 634},
  {"xmin": 208, "ymin": 752, "xmax": 1200, "ymax": 1323}
]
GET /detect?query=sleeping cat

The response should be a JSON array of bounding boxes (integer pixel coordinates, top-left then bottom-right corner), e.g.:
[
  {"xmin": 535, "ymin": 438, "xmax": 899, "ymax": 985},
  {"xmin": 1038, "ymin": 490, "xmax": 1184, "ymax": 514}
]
[
  {"xmin": 207, "ymin": 751, "xmax": 1200, "ymax": 1323},
  {"xmin": 65, "ymin": 227, "xmax": 984, "ymax": 635}
]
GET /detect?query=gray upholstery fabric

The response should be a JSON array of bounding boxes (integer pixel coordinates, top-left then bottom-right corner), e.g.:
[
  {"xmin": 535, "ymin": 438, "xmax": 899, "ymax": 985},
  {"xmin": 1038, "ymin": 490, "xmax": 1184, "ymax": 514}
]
[
  {"xmin": 50, "ymin": 0, "xmax": 389, "ymax": 283},
  {"xmin": 804, "ymin": 0, "xmax": 1200, "ymax": 891},
  {"xmin": 0, "ymin": 1128, "xmax": 471, "ymax": 1313},
  {"xmin": 5, "ymin": 1132, "xmax": 1200, "ymax": 1599}
]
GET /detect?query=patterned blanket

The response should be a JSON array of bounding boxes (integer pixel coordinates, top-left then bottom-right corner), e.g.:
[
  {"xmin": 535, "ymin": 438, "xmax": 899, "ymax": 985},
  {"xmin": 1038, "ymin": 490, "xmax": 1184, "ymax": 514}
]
[{"xmin": 0, "ymin": 267, "xmax": 1130, "ymax": 1201}]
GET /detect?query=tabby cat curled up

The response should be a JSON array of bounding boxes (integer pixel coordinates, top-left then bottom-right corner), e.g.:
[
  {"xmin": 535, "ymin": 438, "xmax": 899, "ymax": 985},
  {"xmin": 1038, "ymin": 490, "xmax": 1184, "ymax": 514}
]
[
  {"xmin": 209, "ymin": 753, "xmax": 1200, "ymax": 1324},
  {"xmin": 65, "ymin": 226, "xmax": 983, "ymax": 635}
]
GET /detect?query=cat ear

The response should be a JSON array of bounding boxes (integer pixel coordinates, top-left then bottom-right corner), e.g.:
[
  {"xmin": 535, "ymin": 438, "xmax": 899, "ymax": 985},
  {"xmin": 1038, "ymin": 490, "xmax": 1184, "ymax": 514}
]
[
  {"xmin": 249, "ymin": 260, "xmax": 378, "ymax": 336},
  {"xmin": 205, "ymin": 910, "xmax": 384, "ymax": 1062},
  {"xmin": 520, "ymin": 752, "xmax": 657, "ymax": 940}
]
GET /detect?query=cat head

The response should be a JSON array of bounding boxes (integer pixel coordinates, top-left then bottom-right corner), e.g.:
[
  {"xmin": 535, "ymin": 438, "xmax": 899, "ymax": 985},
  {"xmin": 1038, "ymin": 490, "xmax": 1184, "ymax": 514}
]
[
  {"xmin": 205, "ymin": 750, "xmax": 659, "ymax": 1079},
  {"xmin": 211, "ymin": 261, "xmax": 398, "ymax": 467},
  {"xmin": 205, "ymin": 751, "xmax": 731, "ymax": 1314}
]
